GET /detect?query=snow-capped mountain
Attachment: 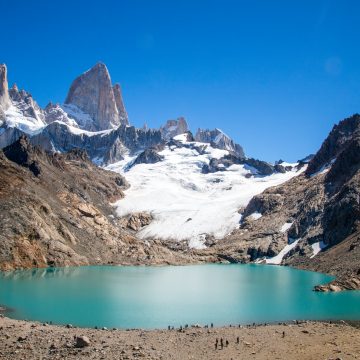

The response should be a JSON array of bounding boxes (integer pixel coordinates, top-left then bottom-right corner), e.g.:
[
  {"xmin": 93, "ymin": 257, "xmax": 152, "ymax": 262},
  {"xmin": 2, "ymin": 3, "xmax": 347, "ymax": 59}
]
[
  {"xmin": 195, "ymin": 128, "xmax": 245, "ymax": 157},
  {"xmin": 0, "ymin": 61, "xmax": 303, "ymax": 249},
  {"xmin": 0, "ymin": 62, "xmax": 249, "ymax": 165},
  {"xmin": 1, "ymin": 62, "xmax": 359, "ymax": 291},
  {"xmin": 107, "ymin": 133, "xmax": 302, "ymax": 248},
  {"xmin": 64, "ymin": 62, "xmax": 129, "ymax": 130}
]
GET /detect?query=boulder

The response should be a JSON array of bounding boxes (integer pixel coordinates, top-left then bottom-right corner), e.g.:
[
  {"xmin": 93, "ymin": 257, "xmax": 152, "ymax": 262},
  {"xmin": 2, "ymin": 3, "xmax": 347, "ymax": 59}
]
[{"xmin": 75, "ymin": 336, "xmax": 90, "ymax": 348}]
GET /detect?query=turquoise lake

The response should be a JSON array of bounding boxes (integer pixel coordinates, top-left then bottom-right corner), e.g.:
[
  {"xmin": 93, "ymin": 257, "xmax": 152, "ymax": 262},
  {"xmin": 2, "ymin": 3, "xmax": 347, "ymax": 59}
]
[{"xmin": 0, "ymin": 264, "xmax": 359, "ymax": 329}]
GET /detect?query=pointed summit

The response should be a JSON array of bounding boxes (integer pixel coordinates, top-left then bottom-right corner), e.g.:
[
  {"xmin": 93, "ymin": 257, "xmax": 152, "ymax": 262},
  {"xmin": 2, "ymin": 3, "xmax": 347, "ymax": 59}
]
[
  {"xmin": 65, "ymin": 63, "xmax": 121, "ymax": 131},
  {"xmin": 113, "ymin": 83, "xmax": 129, "ymax": 125},
  {"xmin": 0, "ymin": 64, "xmax": 11, "ymax": 111}
]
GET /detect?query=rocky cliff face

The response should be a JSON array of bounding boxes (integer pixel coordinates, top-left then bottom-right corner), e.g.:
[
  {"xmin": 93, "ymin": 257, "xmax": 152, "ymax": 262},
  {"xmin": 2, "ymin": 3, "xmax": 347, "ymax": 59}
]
[
  {"xmin": 0, "ymin": 64, "xmax": 10, "ymax": 111},
  {"xmin": 30, "ymin": 121, "xmax": 163, "ymax": 165},
  {"xmin": 65, "ymin": 63, "xmax": 128, "ymax": 130},
  {"xmin": 0, "ymin": 136, "xmax": 132, "ymax": 270},
  {"xmin": 8, "ymin": 84, "xmax": 45, "ymax": 124},
  {"xmin": 113, "ymin": 83, "xmax": 129, "ymax": 126},
  {"xmin": 43, "ymin": 102, "xmax": 79, "ymax": 128},
  {"xmin": 195, "ymin": 128, "xmax": 245, "ymax": 157},
  {"xmin": 210, "ymin": 114, "xmax": 360, "ymax": 289}
]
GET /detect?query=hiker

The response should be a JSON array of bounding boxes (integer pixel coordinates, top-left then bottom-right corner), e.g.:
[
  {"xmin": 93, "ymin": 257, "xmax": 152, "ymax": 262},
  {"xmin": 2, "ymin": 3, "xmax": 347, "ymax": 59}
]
[
  {"xmin": 282, "ymin": 331, "xmax": 285, "ymax": 338},
  {"xmin": 237, "ymin": 336, "xmax": 240, "ymax": 344},
  {"xmin": 226, "ymin": 340, "xmax": 229, "ymax": 347},
  {"xmin": 220, "ymin": 338, "xmax": 224, "ymax": 349},
  {"xmin": 215, "ymin": 338, "xmax": 218, "ymax": 350}
]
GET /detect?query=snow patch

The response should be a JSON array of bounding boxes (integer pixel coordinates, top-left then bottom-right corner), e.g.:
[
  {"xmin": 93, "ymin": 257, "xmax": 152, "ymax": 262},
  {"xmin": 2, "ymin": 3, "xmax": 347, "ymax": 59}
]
[
  {"xmin": 249, "ymin": 212, "xmax": 262, "ymax": 220},
  {"xmin": 280, "ymin": 222, "xmax": 293, "ymax": 233},
  {"xmin": 310, "ymin": 158, "xmax": 336, "ymax": 178},
  {"xmin": 173, "ymin": 133, "xmax": 188, "ymax": 142},
  {"xmin": 266, "ymin": 239, "xmax": 300, "ymax": 265},
  {"xmin": 61, "ymin": 104, "xmax": 95, "ymax": 130},
  {"xmin": 4, "ymin": 105, "xmax": 45, "ymax": 135},
  {"xmin": 188, "ymin": 234, "xmax": 207, "ymax": 249},
  {"xmin": 310, "ymin": 241, "xmax": 328, "ymax": 258}
]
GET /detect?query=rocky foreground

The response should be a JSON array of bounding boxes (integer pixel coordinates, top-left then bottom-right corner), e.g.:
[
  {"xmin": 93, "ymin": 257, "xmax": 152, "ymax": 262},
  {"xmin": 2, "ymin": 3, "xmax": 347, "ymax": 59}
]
[{"xmin": 0, "ymin": 316, "xmax": 359, "ymax": 360}]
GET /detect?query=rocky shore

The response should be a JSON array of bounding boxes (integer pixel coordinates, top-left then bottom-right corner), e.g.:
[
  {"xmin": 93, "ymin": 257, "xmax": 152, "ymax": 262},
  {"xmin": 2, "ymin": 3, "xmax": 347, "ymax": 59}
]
[{"xmin": 0, "ymin": 316, "xmax": 359, "ymax": 360}]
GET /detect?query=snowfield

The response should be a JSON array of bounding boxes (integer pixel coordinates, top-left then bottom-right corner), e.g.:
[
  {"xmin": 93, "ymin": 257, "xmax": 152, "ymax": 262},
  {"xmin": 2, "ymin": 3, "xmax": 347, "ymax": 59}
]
[
  {"xmin": 4, "ymin": 105, "xmax": 45, "ymax": 135},
  {"xmin": 108, "ymin": 134, "xmax": 303, "ymax": 247}
]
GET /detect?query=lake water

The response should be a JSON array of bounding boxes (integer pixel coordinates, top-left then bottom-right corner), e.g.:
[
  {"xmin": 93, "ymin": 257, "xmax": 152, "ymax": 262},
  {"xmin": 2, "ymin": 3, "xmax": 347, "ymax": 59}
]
[{"xmin": 0, "ymin": 264, "xmax": 359, "ymax": 329}]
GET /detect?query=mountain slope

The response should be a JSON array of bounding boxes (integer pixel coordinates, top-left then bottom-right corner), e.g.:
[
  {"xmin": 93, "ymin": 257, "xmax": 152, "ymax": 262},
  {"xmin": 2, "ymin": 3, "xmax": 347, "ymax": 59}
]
[
  {"xmin": 108, "ymin": 134, "xmax": 301, "ymax": 247},
  {"xmin": 0, "ymin": 136, "xmax": 131, "ymax": 270},
  {"xmin": 214, "ymin": 114, "xmax": 360, "ymax": 289}
]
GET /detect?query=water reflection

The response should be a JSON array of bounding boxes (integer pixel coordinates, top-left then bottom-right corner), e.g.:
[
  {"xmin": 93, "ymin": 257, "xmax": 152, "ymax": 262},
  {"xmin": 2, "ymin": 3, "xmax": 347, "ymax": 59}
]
[
  {"xmin": 0, "ymin": 266, "xmax": 83, "ymax": 280},
  {"xmin": 0, "ymin": 264, "xmax": 359, "ymax": 329}
]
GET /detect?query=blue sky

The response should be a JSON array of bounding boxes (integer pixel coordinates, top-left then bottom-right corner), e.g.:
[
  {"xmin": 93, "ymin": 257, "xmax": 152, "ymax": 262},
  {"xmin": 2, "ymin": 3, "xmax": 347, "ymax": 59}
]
[{"xmin": 2, "ymin": 0, "xmax": 360, "ymax": 162}]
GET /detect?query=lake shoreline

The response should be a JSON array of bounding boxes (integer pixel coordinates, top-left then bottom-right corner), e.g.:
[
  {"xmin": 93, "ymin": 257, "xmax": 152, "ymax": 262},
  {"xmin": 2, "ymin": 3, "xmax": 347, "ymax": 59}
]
[
  {"xmin": 1, "ymin": 257, "xmax": 359, "ymax": 292},
  {"xmin": 0, "ymin": 315, "xmax": 359, "ymax": 359}
]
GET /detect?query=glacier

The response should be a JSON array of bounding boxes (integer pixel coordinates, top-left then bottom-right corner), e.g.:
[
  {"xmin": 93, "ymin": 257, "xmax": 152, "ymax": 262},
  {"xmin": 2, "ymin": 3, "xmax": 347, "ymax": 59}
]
[{"xmin": 108, "ymin": 134, "xmax": 302, "ymax": 247}]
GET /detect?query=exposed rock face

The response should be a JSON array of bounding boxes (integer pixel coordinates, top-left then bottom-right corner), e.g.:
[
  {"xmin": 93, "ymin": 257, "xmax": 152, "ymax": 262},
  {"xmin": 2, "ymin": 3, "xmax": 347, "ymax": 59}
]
[
  {"xmin": 113, "ymin": 83, "xmax": 129, "ymax": 126},
  {"xmin": 8, "ymin": 84, "xmax": 45, "ymax": 124},
  {"xmin": 0, "ymin": 64, "xmax": 10, "ymax": 111},
  {"xmin": 160, "ymin": 117, "xmax": 189, "ymax": 140},
  {"xmin": 306, "ymin": 114, "xmax": 360, "ymax": 176},
  {"xmin": 0, "ymin": 126, "xmax": 26, "ymax": 149},
  {"xmin": 30, "ymin": 122, "xmax": 162, "ymax": 165},
  {"xmin": 195, "ymin": 128, "xmax": 245, "ymax": 157},
  {"xmin": 202, "ymin": 153, "xmax": 290, "ymax": 176},
  {"xmin": 0, "ymin": 136, "xmax": 132, "ymax": 270},
  {"xmin": 65, "ymin": 63, "xmax": 122, "ymax": 131},
  {"xmin": 121, "ymin": 212, "xmax": 153, "ymax": 231},
  {"xmin": 3, "ymin": 136, "xmax": 42, "ymax": 176},
  {"xmin": 130, "ymin": 148, "xmax": 164, "ymax": 168},
  {"xmin": 43, "ymin": 102, "xmax": 78, "ymax": 127}
]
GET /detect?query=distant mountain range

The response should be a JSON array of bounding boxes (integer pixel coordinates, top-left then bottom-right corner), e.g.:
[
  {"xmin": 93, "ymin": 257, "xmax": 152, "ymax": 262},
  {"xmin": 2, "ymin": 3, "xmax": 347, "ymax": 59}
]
[{"xmin": 0, "ymin": 63, "xmax": 247, "ymax": 164}]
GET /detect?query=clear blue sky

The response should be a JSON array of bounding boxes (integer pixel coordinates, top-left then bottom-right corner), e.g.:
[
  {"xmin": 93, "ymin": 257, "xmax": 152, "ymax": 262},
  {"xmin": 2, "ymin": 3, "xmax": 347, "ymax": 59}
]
[{"xmin": 2, "ymin": 0, "xmax": 360, "ymax": 162}]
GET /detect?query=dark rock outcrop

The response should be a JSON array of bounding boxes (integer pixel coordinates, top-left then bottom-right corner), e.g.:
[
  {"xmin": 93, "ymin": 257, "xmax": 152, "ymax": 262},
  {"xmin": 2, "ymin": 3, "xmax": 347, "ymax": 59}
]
[
  {"xmin": 131, "ymin": 148, "xmax": 164, "ymax": 167},
  {"xmin": 3, "ymin": 136, "xmax": 42, "ymax": 176},
  {"xmin": 202, "ymin": 154, "xmax": 284, "ymax": 176},
  {"xmin": 306, "ymin": 114, "xmax": 360, "ymax": 176},
  {"xmin": 0, "ymin": 126, "xmax": 27, "ymax": 149},
  {"xmin": 195, "ymin": 128, "xmax": 245, "ymax": 157}
]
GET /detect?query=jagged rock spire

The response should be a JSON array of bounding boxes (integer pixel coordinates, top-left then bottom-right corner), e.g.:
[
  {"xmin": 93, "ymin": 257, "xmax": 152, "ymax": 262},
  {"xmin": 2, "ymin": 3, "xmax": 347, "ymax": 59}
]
[
  {"xmin": 113, "ymin": 83, "xmax": 129, "ymax": 126},
  {"xmin": 65, "ymin": 62, "xmax": 128, "ymax": 131},
  {"xmin": 0, "ymin": 64, "xmax": 11, "ymax": 111}
]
